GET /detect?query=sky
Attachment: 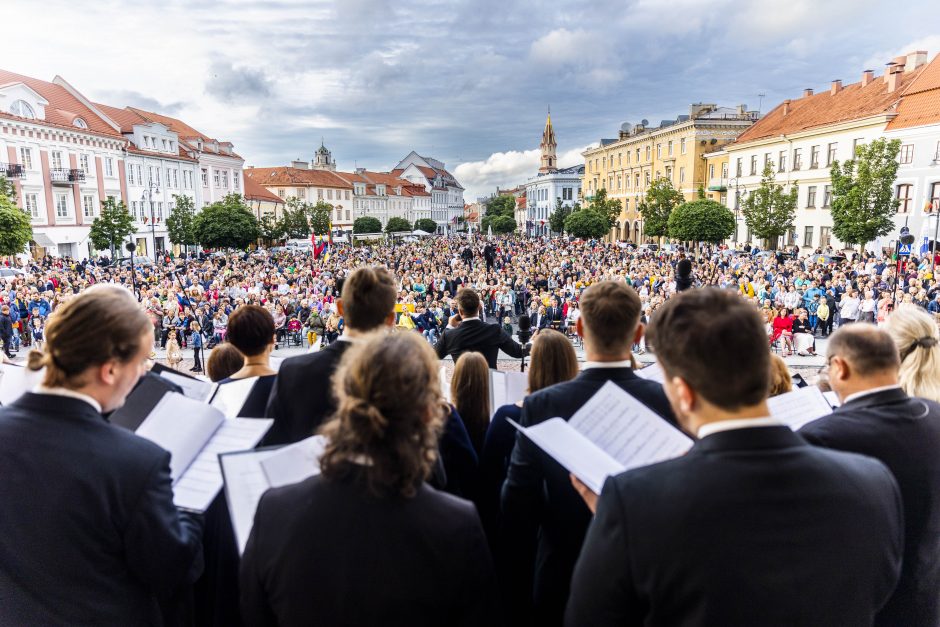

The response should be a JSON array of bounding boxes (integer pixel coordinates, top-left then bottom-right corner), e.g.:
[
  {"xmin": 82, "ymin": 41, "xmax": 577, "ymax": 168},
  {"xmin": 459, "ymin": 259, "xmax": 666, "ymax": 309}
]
[{"xmin": 5, "ymin": 0, "xmax": 940, "ymax": 201}]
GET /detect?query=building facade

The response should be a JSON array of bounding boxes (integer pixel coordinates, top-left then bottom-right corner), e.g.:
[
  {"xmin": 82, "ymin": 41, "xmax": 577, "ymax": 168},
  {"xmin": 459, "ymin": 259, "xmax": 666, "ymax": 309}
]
[
  {"xmin": 521, "ymin": 114, "xmax": 583, "ymax": 236},
  {"xmin": 392, "ymin": 152, "xmax": 465, "ymax": 233}
]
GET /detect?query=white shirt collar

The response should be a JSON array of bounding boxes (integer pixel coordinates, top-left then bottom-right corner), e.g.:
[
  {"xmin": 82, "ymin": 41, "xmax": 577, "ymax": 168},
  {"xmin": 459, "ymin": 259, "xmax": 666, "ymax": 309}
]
[
  {"xmin": 582, "ymin": 360, "xmax": 633, "ymax": 370},
  {"xmin": 841, "ymin": 384, "xmax": 903, "ymax": 405},
  {"xmin": 337, "ymin": 335, "xmax": 358, "ymax": 343},
  {"xmin": 34, "ymin": 385, "xmax": 103, "ymax": 413},
  {"xmin": 698, "ymin": 417, "xmax": 782, "ymax": 439}
]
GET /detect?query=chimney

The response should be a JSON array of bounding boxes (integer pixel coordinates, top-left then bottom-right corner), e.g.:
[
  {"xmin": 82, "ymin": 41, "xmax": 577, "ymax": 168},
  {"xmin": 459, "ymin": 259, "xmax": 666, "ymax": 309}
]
[
  {"xmin": 905, "ymin": 50, "xmax": 928, "ymax": 73},
  {"xmin": 291, "ymin": 159, "xmax": 309, "ymax": 170},
  {"xmin": 782, "ymin": 99, "xmax": 791, "ymax": 116},
  {"xmin": 861, "ymin": 69, "xmax": 874, "ymax": 87},
  {"xmin": 803, "ymin": 88, "xmax": 814, "ymax": 97},
  {"xmin": 887, "ymin": 64, "xmax": 903, "ymax": 93},
  {"xmin": 830, "ymin": 79, "xmax": 842, "ymax": 95}
]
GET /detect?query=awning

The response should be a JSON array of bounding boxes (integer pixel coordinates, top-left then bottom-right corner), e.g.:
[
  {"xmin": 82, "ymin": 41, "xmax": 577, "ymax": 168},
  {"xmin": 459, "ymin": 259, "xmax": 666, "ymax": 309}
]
[{"xmin": 32, "ymin": 233, "xmax": 56, "ymax": 247}]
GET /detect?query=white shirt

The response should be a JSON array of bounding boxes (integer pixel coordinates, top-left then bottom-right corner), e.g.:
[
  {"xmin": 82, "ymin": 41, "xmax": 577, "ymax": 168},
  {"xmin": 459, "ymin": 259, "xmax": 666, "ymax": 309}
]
[
  {"xmin": 582, "ymin": 360, "xmax": 633, "ymax": 370},
  {"xmin": 35, "ymin": 385, "xmax": 102, "ymax": 413},
  {"xmin": 841, "ymin": 384, "xmax": 903, "ymax": 405},
  {"xmin": 698, "ymin": 417, "xmax": 782, "ymax": 439}
]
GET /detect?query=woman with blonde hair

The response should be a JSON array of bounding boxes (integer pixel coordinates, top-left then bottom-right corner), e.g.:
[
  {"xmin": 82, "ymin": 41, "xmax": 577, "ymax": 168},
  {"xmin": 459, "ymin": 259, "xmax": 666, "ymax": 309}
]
[
  {"xmin": 768, "ymin": 353, "xmax": 793, "ymax": 396},
  {"xmin": 240, "ymin": 331, "xmax": 498, "ymax": 625},
  {"xmin": 451, "ymin": 351, "xmax": 490, "ymax": 456},
  {"xmin": 883, "ymin": 303, "xmax": 940, "ymax": 402}
]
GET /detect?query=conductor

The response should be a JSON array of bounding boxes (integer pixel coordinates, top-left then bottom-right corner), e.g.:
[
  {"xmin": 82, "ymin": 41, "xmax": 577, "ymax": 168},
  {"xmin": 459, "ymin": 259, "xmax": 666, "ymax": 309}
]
[{"xmin": 436, "ymin": 288, "xmax": 523, "ymax": 369}]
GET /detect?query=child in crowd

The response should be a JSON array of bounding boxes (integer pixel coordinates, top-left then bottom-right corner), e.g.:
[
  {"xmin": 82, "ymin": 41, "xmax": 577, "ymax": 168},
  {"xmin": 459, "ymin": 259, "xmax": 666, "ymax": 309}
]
[
  {"xmin": 190, "ymin": 321, "xmax": 204, "ymax": 374},
  {"xmin": 30, "ymin": 317, "xmax": 44, "ymax": 352},
  {"xmin": 165, "ymin": 329, "xmax": 183, "ymax": 370}
]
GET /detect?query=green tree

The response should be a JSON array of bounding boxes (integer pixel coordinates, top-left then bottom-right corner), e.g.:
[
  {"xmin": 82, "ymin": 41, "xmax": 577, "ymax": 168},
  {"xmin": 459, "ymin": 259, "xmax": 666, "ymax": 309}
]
[
  {"xmin": 259, "ymin": 214, "xmax": 285, "ymax": 243},
  {"xmin": 587, "ymin": 188, "xmax": 622, "ymax": 228},
  {"xmin": 353, "ymin": 216, "xmax": 382, "ymax": 234},
  {"xmin": 830, "ymin": 138, "xmax": 902, "ymax": 254},
  {"xmin": 481, "ymin": 214, "xmax": 516, "ymax": 233},
  {"xmin": 0, "ymin": 183, "xmax": 31, "ymax": 256},
  {"xmin": 385, "ymin": 217, "xmax": 412, "ymax": 233},
  {"xmin": 193, "ymin": 193, "xmax": 260, "ymax": 249},
  {"xmin": 564, "ymin": 209, "xmax": 609, "ymax": 239},
  {"xmin": 166, "ymin": 194, "xmax": 197, "ymax": 250},
  {"xmin": 638, "ymin": 177, "xmax": 684, "ymax": 240},
  {"xmin": 741, "ymin": 163, "xmax": 798, "ymax": 250},
  {"xmin": 667, "ymin": 199, "xmax": 735, "ymax": 243},
  {"xmin": 0, "ymin": 175, "xmax": 16, "ymax": 203},
  {"xmin": 89, "ymin": 197, "xmax": 135, "ymax": 257},
  {"xmin": 414, "ymin": 218, "xmax": 438, "ymax": 233},
  {"xmin": 549, "ymin": 198, "xmax": 573, "ymax": 234},
  {"xmin": 280, "ymin": 198, "xmax": 311, "ymax": 239},
  {"xmin": 485, "ymin": 194, "xmax": 516, "ymax": 218},
  {"xmin": 308, "ymin": 200, "xmax": 333, "ymax": 236}
]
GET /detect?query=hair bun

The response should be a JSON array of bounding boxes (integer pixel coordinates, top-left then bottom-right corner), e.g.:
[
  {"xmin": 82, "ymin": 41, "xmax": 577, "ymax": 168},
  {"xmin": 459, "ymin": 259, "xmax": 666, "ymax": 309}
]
[{"xmin": 347, "ymin": 398, "xmax": 387, "ymax": 438}]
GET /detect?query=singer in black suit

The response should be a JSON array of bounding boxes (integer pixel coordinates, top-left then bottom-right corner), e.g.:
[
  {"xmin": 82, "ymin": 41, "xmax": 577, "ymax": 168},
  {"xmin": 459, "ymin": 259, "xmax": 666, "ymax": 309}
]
[
  {"xmin": 801, "ymin": 324, "xmax": 940, "ymax": 627},
  {"xmin": 500, "ymin": 281, "xmax": 676, "ymax": 626},
  {"xmin": 0, "ymin": 286, "xmax": 203, "ymax": 626},
  {"xmin": 566, "ymin": 289, "xmax": 903, "ymax": 627},
  {"xmin": 435, "ymin": 288, "xmax": 523, "ymax": 369}
]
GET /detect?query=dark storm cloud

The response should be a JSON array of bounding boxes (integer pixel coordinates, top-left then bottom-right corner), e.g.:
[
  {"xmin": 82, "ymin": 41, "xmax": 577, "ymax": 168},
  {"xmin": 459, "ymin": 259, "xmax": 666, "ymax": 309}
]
[{"xmin": 205, "ymin": 61, "xmax": 273, "ymax": 102}]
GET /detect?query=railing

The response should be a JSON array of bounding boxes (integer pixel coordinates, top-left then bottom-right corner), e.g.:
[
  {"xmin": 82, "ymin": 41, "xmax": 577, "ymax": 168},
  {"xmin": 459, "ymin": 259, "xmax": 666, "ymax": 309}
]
[
  {"xmin": 1, "ymin": 163, "xmax": 25, "ymax": 179},
  {"xmin": 50, "ymin": 168, "xmax": 85, "ymax": 183},
  {"xmin": 707, "ymin": 177, "xmax": 727, "ymax": 191}
]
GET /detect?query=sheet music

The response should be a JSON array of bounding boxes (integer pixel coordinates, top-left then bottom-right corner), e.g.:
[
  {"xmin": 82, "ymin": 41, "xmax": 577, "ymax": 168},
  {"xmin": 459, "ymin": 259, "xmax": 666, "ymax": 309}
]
[
  {"xmin": 768, "ymin": 386, "xmax": 834, "ymax": 430},
  {"xmin": 635, "ymin": 362, "xmax": 665, "ymax": 383},
  {"xmin": 159, "ymin": 371, "xmax": 218, "ymax": 402},
  {"xmin": 135, "ymin": 393, "xmax": 223, "ymax": 482},
  {"xmin": 504, "ymin": 372, "xmax": 528, "ymax": 406},
  {"xmin": 823, "ymin": 390, "xmax": 841, "ymax": 408},
  {"xmin": 490, "ymin": 370, "xmax": 507, "ymax": 412},
  {"xmin": 173, "ymin": 418, "xmax": 272, "ymax": 512},
  {"xmin": 259, "ymin": 435, "xmax": 327, "ymax": 488},
  {"xmin": 439, "ymin": 365, "xmax": 450, "ymax": 402},
  {"xmin": 220, "ymin": 448, "xmax": 282, "ymax": 555},
  {"xmin": 210, "ymin": 377, "xmax": 259, "ymax": 418},
  {"xmin": 569, "ymin": 381, "xmax": 692, "ymax": 473},
  {"xmin": 0, "ymin": 364, "xmax": 44, "ymax": 406}
]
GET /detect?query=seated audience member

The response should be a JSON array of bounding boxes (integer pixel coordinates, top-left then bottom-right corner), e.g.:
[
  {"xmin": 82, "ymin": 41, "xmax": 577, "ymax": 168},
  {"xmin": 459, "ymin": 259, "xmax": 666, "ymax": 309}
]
[
  {"xmin": 220, "ymin": 305, "xmax": 278, "ymax": 418},
  {"xmin": 768, "ymin": 353, "xmax": 793, "ymax": 396},
  {"xmin": 565, "ymin": 288, "xmax": 902, "ymax": 627},
  {"xmin": 500, "ymin": 280, "xmax": 675, "ymax": 626},
  {"xmin": 0, "ymin": 285, "xmax": 203, "ymax": 625},
  {"xmin": 451, "ymin": 351, "xmax": 491, "ymax": 456},
  {"xmin": 241, "ymin": 332, "xmax": 500, "ymax": 626},
  {"xmin": 206, "ymin": 342, "xmax": 244, "ymax": 383},
  {"xmin": 882, "ymin": 303, "xmax": 940, "ymax": 402},
  {"xmin": 801, "ymin": 323, "xmax": 940, "ymax": 626}
]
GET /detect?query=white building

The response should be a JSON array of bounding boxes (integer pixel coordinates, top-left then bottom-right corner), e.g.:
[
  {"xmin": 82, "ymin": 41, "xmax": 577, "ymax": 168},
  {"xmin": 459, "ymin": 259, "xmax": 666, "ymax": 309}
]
[
  {"xmin": 523, "ymin": 165, "xmax": 583, "ymax": 236},
  {"xmin": 392, "ymin": 151, "xmax": 464, "ymax": 233}
]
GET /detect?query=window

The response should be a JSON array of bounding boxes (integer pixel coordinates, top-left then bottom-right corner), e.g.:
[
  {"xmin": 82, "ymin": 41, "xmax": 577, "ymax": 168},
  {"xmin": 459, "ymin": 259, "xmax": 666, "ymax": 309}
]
[
  {"xmin": 778, "ymin": 150, "xmax": 787, "ymax": 172},
  {"xmin": 680, "ymin": 167, "xmax": 686, "ymax": 183},
  {"xmin": 853, "ymin": 138, "xmax": 865, "ymax": 155},
  {"xmin": 820, "ymin": 226, "xmax": 832, "ymax": 248},
  {"xmin": 10, "ymin": 100, "xmax": 35, "ymax": 119},
  {"xmin": 161, "ymin": 139, "xmax": 168, "ymax": 151},
  {"xmin": 750, "ymin": 155, "xmax": 757, "ymax": 175},
  {"xmin": 171, "ymin": 169, "xmax": 178, "ymax": 188},
  {"xmin": 681, "ymin": 138, "xmax": 687, "ymax": 154},
  {"xmin": 105, "ymin": 158, "xmax": 114, "ymax": 177},
  {"xmin": 213, "ymin": 170, "xmax": 221, "ymax": 187},
  {"xmin": 896, "ymin": 183, "xmax": 913, "ymax": 213},
  {"xmin": 810, "ymin": 145, "xmax": 820, "ymax": 168},
  {"xmin": 807, "ymin": 185, "xmax": 817, "ymax": 208},
  {"xmin": 827, "ymin": 142, "xmax": 837, "ymax": 166},
  {"xmin": 55, "ymin": 193, "xmax": 69, "ymax": 219},
  {"xmin": 277, "ymin": 188, "xmax": 285, "ymax": 198},
  {"xmin": 935, "ymin": 141, "xmax": 940, "ymax": 160},
  {"xmin": 792, "ymin": 148, "xmax": 802, "ymax": 170},
  {"xmin": 221, "ymin": 171, "xmax": 228, "ymax": 189},
  {"xmin": 804, "ymin": 226, "xmax": 814, "ymax": 247},
  {"xmin": 297, "ymin": 187, "xmax": 306, "ymax": 199},
  {"xmin": 764, "ymin": 153, "xmax": 772, "ymax": 169},
  {"xmin": 930, "ymin": 182, "xmax": 940, "ymax": 212},
  {"xmin": 617, "ymin": 153, "xmax": 622, "ymax": 166},
  {"xmin": 201, "ymin": 168, "xmax": 208, "ymax": 186},
  {"xmin": 73, "ymin": 118, "xmax": 87, "ymax": 129},
  {"xmin": 51, "ymin": 151, "xmax": 63, "ymax": 170},
  {"xmin": 25, "ymin": 193, "xmax": 39, "ymax": 219},
  {"xmin": 149, "ymin": 166, "xmax": 157, "ymax": 185},
  {"xmin": 327, "ymin": 188, "xmax": 333, "ymax": 200},
  {"xmin": 79, "ymin": 154, "xmax": 89, "ymax": 174},
  {"xmin": 656, "ymin": 144, "xmax": 662, "ymax": 158},
  {"xmin": 899, "ymin": 144, "xmax": 914, "ymax": 165},
  {"xmin": 345, "ymin": 209, "xmax": 351, "ymax": 221},
  {"xmin": 736, "ymin": 158, "xmax": 742, "ymax": 177},
  {"xmin": 19, "ymin": 148, "xmax": 32, "ymax": 170},
  {"xmin": 721, "ymin": 163, "xmax": 728, "ymax": 179},
  {"xmin": 136, "ymin": 165, "xmax": 142, "ymax": 184},
  {"xmin": 157, "ymin": 202, "xmax": 163, "ymax": 219},
  {"xmin": 823, "ymin": 185, "xmax": 832, "ymax": 208},
  {"xmin": 318, "ymin": 188, "xmax": 324, "ymax": 199},
  {"xmin": 645, "ymin": 146, "xmax": 651, "ymax": 161},
  {"xmin": 345, "ymin": 190, "xmax": 350, "ymax": 200},
  {"xmin": 143, "ymin": 136, "xmax": 151, "ymax": 148},
  {"xmin": 668, "ymin": 141, "xmax": 673, "ymax": 156},
  {"xmin": 127, "ymin": 165, "xmax": 135, "ymax": 185},
  {"xmin": 233, "ymin": 173, "xmax": 240, "ymax": 191},
  {"xmin": 83, "ymin": 195, "xmax": 95, "ymax": 218},
  {"xmin": 645, "ymin": 172, "xmax": 651, "ymax": 186}
]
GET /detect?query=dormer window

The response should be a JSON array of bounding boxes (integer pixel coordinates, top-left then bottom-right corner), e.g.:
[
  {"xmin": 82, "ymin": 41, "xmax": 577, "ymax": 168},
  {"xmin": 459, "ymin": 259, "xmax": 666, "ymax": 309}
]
[
  {"xmin": 10, "ymin": 100, "xmax": 35, "ymax": 119},
  {"xmin": 73, "ymin": 117, "xmax": 88, "ymax": 129}
]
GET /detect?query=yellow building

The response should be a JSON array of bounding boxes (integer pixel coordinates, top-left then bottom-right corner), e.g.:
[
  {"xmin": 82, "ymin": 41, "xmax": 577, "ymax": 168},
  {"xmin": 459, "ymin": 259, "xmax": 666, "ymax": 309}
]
[{"xmin": 581, "ymin": 104, "xmax": 757, "ymax": 243}]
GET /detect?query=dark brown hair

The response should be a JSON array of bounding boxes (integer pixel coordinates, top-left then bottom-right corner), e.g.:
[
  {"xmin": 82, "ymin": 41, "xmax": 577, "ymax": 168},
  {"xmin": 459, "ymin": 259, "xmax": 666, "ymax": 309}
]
[
  {"xmin": 455, "ymin": 287, "xmax": 481, "ymax": 316},
  {"xmin": 579, "ymin": 281, "xmax": 642, "ymax": 357},
  {"xmin": 452, "ymin": 352, "xmax": 490, "ymax": 454},
  {"xmin": 206, "ymin": 342, "xmax": 245, "ymax": 382},
  {"xmin": 647, "ymin": 288, "xmax": 769, "ymax": 410},
  {"xmin": 36, "ymin": 285, "xmax": 151, "ymax": 388},
  {"xmin": 828, "ymin": 324, "xmax": 900, "ymax": 376},
  {"xmin": 319, "ymin": 331, "xmax": 446, "ymax": 498},
  {"xmin": 768, "ymin": 354, "xmax": 793, "ymax": 396},
  {"xmin": 341, "ymin": 267, "xmax": 398, "ymax": 331},
  {"xmin": 529, "ymin": 329, "xmax": 579, "ymax": 393},
  {"xmin": 226, "ymin": 305, "xmax": 275, "ymax": 357}
]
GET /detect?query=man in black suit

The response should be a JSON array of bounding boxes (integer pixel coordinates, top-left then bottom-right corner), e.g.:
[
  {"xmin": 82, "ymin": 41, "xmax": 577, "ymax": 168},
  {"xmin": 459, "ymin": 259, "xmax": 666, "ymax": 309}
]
[
  {"xmin": 484, "ymin": 242, "xmax": 497, "ymax": 272},
  {"xmin": 500, "ymin": 281, "xmax": 676, "ymax": 626},
  {"xmin": 264, "ymin": 267, "xmax": 398, "ymax": 444},
  {"xmin": 801, "ymin": 325, "xmax": 940, "ymax": 627},
  {"xmin": 435, "ymin": 288, "xmax": 523, "ymax": 369},
  {"xmin": 565, "ymin": 289, "xmax": 903, "ymax": 627}
]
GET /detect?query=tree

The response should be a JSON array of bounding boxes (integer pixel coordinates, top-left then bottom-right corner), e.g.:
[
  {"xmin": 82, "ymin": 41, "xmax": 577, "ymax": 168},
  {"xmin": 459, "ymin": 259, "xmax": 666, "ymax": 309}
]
[
  {"xmin": 549, "ymin": 198, "xmax": 573, "ymax": 234},
  {"xmin": 89, "ymin": 197, "xmax": 135, "ymax": 257},
  {"xmin": 414, "ymin": 218, "xmax": 438, "ymax": 234},
  {"xmin": 0, "ymin": 175, "xmax": 16, "ymax": 203},
  {"xmin": 193, "ymin": 193, "xmax": 260, "ymax": 249},
  {"xmin": 353, "ymin": 216, "xmax": 382, "ymax": 234},
  {"xmin": 0, "ymin": 183, "xmax": 31, "ymax": 256},
  {"xmin": 308, "ymin": 200, "xmax": 332, "ymax": 236},
  {"xmin": 586, "ymin": 188, "xmax": 622, "ymax": 229},
  {"xmin": 564, "ymin": 209, "xmax": 609, "ymax": 239},
  {"xmin": 166, "ymin": 194, "xmax": 197, "ymax": 250},
  {"xmin": 667, "ymin": 199, "xmax": 735, "ymax": 243},
  {"xmin": 481, "ymin": 214, "xmax": 516, "ymax": 233},
  {"xmin": 638, "ymin": 177, "xmax": 684, "ymax": 240},
  {"xmin": 485, "ymin": 194, "xmax": 516, "ymax": 218},
  {"xmin": 259, "ymin": 214, "xmax": 285, "ymax": 243},
  {"xmin": 280, "ymin": 198, "xmax": 311, "ymax": 239},
  {"xmin": 830, "ymin": 138, "xmax": 902, "ymax": 254},
  {"xmin": 385, "ymin": 217, "xmax": 412, "ymax": 233},
  {"xmin": 741, "ymin": 163, "xmax": 798, "ymax": 250}
]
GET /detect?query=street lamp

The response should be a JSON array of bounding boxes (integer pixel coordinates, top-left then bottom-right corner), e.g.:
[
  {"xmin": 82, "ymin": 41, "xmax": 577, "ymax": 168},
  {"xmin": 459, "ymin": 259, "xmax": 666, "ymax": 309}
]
[
  {"xmin": 729, "ymin": 178, "xmax": 746, "ymax": 245},
  {"xmin": 125, "ymin": 241, "xmax": 139, "ymax": 301},
  {"xmin": 142, "ymin": 183, "xmax": 162, "ymax": 263}
]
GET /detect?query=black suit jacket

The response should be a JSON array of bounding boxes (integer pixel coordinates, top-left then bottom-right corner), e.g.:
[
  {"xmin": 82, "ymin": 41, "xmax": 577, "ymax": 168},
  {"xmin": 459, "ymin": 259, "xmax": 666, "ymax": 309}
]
[
  {"xmin": 264, "ymin": 340, "xmax": 353, "ymax": 445},
  {"xmin": 240, "ymin": 468, "xmax": 501, "ymax": 627},
  {"xmin": 801, "ymin": 387, "xmax": 940, "ymax": 627},
  {"xmin": 0, "ymin": 393, "xmax": 203, "ymax": 626},
  {"xmin": 500, "ymin": 367, "xmax": 676, "ymax": 626},
  {"xmin": 435, "ymin": 318, "xmax": 523, "ymax": 369},
  {"xmin": 567, "ymin": 426, "xmax": 903, "ymax": 627}
]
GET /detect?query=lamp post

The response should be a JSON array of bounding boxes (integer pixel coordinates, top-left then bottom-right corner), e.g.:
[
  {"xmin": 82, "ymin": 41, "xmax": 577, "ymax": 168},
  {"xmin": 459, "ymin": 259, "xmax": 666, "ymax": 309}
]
[
  {"xmin": 125, "ymin": 241, "xmax": 139, "ymax": 301},
  {"xmin": 729, "ymin": 177, "xmax": 742, "ymax": 245},
  {"xmin": 142, "ymin": 182, "xmax": 161, "ymax": 264}
]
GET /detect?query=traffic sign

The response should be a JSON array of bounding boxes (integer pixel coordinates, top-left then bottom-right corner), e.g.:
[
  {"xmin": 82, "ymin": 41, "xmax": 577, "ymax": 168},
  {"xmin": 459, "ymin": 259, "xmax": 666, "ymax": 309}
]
[{"xmin": 898, "ymin": 243, "xmax": 912, "ymax": 256}]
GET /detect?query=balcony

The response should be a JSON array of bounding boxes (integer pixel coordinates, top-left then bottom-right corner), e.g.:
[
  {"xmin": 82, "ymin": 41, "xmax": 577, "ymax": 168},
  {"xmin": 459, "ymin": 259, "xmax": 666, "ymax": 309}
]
[
  {"xmin": 50, "ymin": 168, "xmax": 85, "ymax": 184},
  {"xmin": 1, "ymin": 163, "xmax": 25, "ymax": 179},
  {"xmin": 707, "ymin": 177, "xmax": 728, "ymax": 192}
]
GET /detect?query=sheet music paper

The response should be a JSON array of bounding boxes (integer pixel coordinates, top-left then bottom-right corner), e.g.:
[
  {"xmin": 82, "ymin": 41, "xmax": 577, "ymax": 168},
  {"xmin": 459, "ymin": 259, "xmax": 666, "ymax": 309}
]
[
  {"xmin": 504, "ymin": 372, "xmax": 528, "ymax": 406},
  {"xmin": 0, "ymin": 364, "xmax": 44, "ymax": 406},
  {"xmin": 768, "ymin": 386, "xmax": 834, "ymax": 430},
  {"xmin": 159, "ymin": 371, "xmax": 218, "ymax": 402},
  {"xmin": 490, "ymin": 370, "xmax": 507, "ymax": 413},
  {"xmin": 823, "ymin": 390, "xmax": 841, "ymax": 408},
  {"xmin": 259, "ymin": 435, "xmax": 327, "ymax": 488},
  {"xmin": 220, "ymin": 448, "xmax": 283, "ymax": 555},
  {"xmin": 635, "ymin": 362, "xmax": 665, "ymax": 383},
  {"xmin": 439, "ymin": 366, "xmax": 450, "ymax": 402},
  {"xmin": 210, "ymin": 377, "xmax": 259, "ymax": 418}
]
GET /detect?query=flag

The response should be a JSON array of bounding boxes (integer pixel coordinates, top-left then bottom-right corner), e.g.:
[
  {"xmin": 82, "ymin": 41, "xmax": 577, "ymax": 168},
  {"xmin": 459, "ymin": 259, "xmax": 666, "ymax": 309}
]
[
  {"xmin": 313, "ymin": 241, "xmax": 326, "ymax": 258},
  {"xmin": 328, "ymin": 221, "xmax": 333, "ymax": 244}
]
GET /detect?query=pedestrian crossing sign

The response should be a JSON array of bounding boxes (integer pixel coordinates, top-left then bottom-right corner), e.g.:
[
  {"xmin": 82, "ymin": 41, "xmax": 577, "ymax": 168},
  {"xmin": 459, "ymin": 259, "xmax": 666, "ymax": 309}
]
[{"xmin": 898, "ymin": 243, "xmax": 912, "ymax": 256}]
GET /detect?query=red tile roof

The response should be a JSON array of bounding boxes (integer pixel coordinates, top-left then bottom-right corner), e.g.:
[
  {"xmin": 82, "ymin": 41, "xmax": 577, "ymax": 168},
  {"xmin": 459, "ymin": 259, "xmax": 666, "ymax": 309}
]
[
  {"xmin": 126, "ymin": 107, "xmax": 242, "ymax": 159},
  {"xmin": 886, "ymin": 53, "xmax": 940, "ymax": 130},
  {"xmin": 243, "ymin": 175, "xmax": 285, "ymax": 203},
  {"xmin": 245, "ymin": 167, "xmax": 351, "ymax": 188}
]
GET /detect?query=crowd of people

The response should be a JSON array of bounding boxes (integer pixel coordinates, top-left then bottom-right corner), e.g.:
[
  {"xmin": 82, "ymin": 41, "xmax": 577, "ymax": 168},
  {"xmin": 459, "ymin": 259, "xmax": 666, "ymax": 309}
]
[{"xmin": 3, "ymin": 235, "xmax": 940, "ymax": 626}]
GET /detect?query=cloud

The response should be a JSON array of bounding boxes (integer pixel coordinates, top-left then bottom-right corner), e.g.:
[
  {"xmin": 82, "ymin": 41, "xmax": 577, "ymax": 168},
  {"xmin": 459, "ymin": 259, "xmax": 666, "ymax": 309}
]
[
  {"xmin": 530, "ymin": 29, "xmax": 594, "ymax": 66},
  {"xmin": 863, "ymin": 35, "xmax": 940, "ymax": 72},
  {"xmin": 205, "ymin": 60, "xmax": 273, "ymax": 102},
  {"xmin": 97, "ymin": 90, "xmax": 187, "ymax": 115}
]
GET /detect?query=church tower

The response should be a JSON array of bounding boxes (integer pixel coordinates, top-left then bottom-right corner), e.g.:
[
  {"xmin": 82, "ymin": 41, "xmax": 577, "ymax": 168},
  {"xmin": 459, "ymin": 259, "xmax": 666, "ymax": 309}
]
[
  {"xmin": 539, "ymin": 109, "xmax": 557, "ymax": 174},
  {"xmin": 312, "ymin": 138, "xmax": 337, "ymax": 171}
]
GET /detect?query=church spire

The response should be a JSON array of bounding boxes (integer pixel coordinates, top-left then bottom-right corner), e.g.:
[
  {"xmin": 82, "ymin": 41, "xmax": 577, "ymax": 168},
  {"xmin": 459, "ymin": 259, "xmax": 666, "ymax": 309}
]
[{"xmin": 539, "ymin": 107, "xmax": 557, "ymax": 174}]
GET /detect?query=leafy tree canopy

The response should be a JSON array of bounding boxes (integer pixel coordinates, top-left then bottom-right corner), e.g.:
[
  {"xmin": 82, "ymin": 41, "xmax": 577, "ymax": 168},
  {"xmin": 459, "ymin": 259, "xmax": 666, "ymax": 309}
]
[
  {"xmin": 741, "ymin": 162, "xmax": 798, "ymax": 250},
  {"xmin": 89, "ymin": 197, "xmax": 135, "ymax": 254},
  {"xmin": 564, "ymin": 208, "xmax": 609, "ymax": 239},
  {"xmin": 830, "ymin": 138, "xmax": 902, "ymax": 251},
  {"xmin": 587, "ymin": 188, "xmax": 623, "ymax": 228},
  {"xmin": 193, "ymin": 193, "xmax": 260, "ymax": 249},
  {"xmin": 308, "ymin": 200, "xmax": 333, "ymax": 236},
  {"xmin": 638, "ymin": 177, "xmax": 684, "ymax": 239},
  {"xmin": 485, "ymin": 194, "xmax": 516, "ymax": 218},
  {"xmin": 414, "ymin": 218, "xmax": 438, "ymax": 234},
  {"xmin": 667, "ymin": 199, "xmax": 735, "ymax": 243},
  {"xmin": 549, "ymin": 198, "xmax": 574, "ymax": 234},
  {"xmin": 0, "ymin": 183, "xmax": 31, "ymax": 256},
  {"xmin": 385, "ymin": 216, "xmax": 412, "ymax": 233},
  {"xmin": 166, "ymin": 194, "xmax": 197, "ymax": 246},
  {"xmin": 353, "ymin": 216, "xmax": 382, "ymax": 234}
]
